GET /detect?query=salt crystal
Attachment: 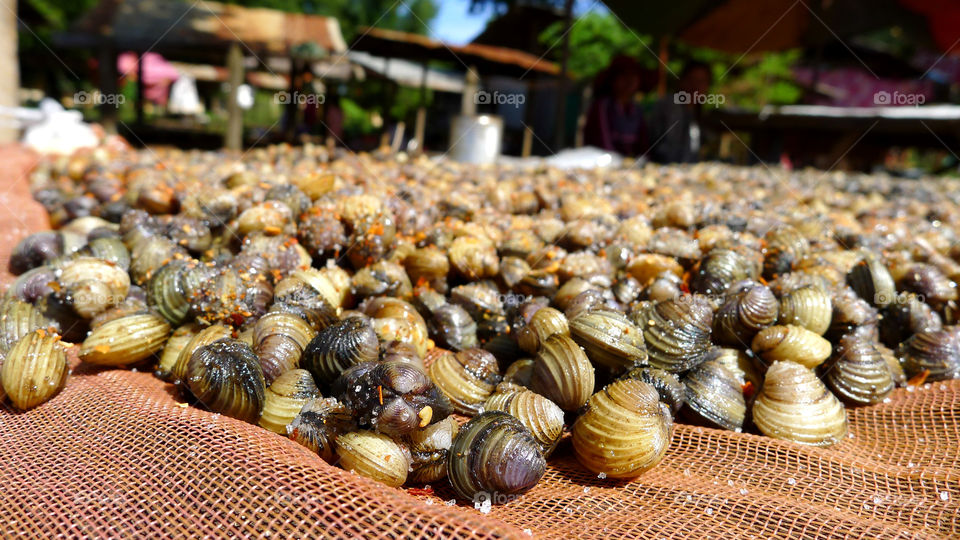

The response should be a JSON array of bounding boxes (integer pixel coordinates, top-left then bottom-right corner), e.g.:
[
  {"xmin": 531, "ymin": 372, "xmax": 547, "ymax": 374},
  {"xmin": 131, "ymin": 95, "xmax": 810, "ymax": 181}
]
[
  {"xmin": 739, "ymin": 488, "xmax": 749, "ymax": 495},
  {"xmin": 583, "ymin": 487, "xmax": 590, "ymax": 494},
  {"xmin": 787, "ymin": 478, "xmax": 797, "ymax": 486},
  {"xmin": 705, "ymin": 508, "xmax": 714, "ymax": 516},
  {"xmin": 873, "ymin": 495, "xmax": 883, "ymax": 504},
  {"xmin": 445, "ymin": 499, "xmax": 456, "ymax": 506},
  {"xmin": 597, "ymin": 473, "xmax": 607, "ymax": 479},
  {"xmin": 523, "ymin": 529, "xmax": 533, "ymax": 536},
  {"xmin": 476, "ymin": 499, "xmax": 492, "ymax": 514},
  {"xmin": 940, "ymin": 492, "xmax": 949, "ymax": 501},
  {"xmin": 686, "ymin": 494, "xmax": 693, "ymax": 502}
]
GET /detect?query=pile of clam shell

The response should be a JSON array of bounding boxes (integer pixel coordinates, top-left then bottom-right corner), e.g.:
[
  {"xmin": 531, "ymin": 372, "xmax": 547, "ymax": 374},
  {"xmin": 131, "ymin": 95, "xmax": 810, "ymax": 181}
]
[{"xmin": 4, "ymin": 145, "xmax": 959, "ymax": 505}]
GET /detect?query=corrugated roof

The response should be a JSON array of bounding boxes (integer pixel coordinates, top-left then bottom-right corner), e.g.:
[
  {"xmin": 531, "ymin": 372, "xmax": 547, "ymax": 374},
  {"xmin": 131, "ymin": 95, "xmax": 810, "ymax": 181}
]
[
  {"xmin": 352, "ymin": 27, "xmax": 560, "ymax": 77},
  {"xmin": 61, "ymin": 0, "xmax": 346, "ymax": 58}
]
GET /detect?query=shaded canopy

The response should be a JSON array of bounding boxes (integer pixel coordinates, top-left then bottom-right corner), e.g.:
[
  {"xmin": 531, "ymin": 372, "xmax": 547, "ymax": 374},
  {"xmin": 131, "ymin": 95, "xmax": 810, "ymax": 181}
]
[
  {"xmin": 602, "ymin": 0, "xmax": 932, "ymax": 54},
  {"xmin": 57, "ymin": 0, "xmax": 347, "ymax": 63}
]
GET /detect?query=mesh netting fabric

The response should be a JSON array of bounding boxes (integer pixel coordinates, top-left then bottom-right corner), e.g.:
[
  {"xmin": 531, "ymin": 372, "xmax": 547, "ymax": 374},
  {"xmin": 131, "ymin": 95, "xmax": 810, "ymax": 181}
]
[{"xmin": 0, "ymin": 146, "xmax": 957, "ymax": 539}]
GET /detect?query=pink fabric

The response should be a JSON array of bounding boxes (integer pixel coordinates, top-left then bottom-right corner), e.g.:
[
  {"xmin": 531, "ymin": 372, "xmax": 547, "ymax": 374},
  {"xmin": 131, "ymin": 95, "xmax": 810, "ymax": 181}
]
[
  {"xmin": 793, "ymin": 67, "xmax": 935, "ymax": 107},
  {"xmin": 118, "ymin": 52, "xmax": 181, "ymax": 106}
]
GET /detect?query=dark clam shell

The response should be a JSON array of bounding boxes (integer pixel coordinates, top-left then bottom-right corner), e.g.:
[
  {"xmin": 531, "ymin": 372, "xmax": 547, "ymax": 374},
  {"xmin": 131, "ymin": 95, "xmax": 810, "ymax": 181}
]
[
  {"xmin": 691, "ymin": 248, "xmax": 757, "ymax": 296},
  {"xmin": 301, "ymin": 317, "xmax": 380, "ymax": 389},
  {"xmin": 847, "ymin": 253, "xmax": 896, "ymax": 308},
  {"xmin": 898, "ymin": 263, "xmax": 958, "ymax": 312},
  {"xmin": 621, "ymin": 366, "xmax": 685, "ymax": 415},
  {"xmin": 898, "ymin": 326, "xmax": 960, "ymax": 382},
  {"xmin": 186, "ymin": 338, "xmax": 266, "ymax": 423},
  {"xmin": 878, "ymin": 292, "xmax": 942, "ymax": 348},
  {"xmin": 681, "ymin": 360, "xmax": 746, "ymax": 431},
  {"xmin": 762, "ymin": 226, "xmax": 809, "ymax": 279},
  {"xmin": 9, "ymin": 231, "xmax": 63, "ymax": 275},
  {"xmin": 569, "ymin": 308, "xmax": 647, "ymax": 373},
  {"xmin": 147, "ymin": 259, "xmax": 202, "ymax": 326},
  {"xmin": 821, "ymin": 333, "xmax": 894, "ymax": 405},
  {"xmin": 332, "ymin": 360, "xmax": 451, "ymax": 436},
  {"xmin": 447, "ymin": 411, "xmax": 546, "ymax": 503},
  {"xmin": 253, "ymin": 311, "xmax": 317, "ymax": 385},
  {"xmin": 636, "ymin": 296, "xmax": 713, "ymax": 373},
  {"xmin": 288, "ymin": 397, "xmax": 356, "ymax": 463},
  {"xmin": 712, "ymin": 283, "xmax": 779, "ymax": 347}
]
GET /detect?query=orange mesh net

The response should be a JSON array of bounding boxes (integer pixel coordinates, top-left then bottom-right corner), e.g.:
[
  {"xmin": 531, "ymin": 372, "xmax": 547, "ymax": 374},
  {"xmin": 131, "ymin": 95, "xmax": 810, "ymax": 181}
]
[{"xmin": 0, "ymin": 145, "xmax": 957, "ymax": 539}]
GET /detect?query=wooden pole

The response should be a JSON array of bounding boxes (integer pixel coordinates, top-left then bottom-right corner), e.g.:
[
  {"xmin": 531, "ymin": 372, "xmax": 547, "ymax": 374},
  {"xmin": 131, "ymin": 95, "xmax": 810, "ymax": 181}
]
[
  {"xmin": 413, "ymin": 61, "xmax": 428, "ymax": 154},
  {"xmin": 552, "ymin": 0, "xmax": 574, "ymax": 152},
  {"xmin": 225, "ymin": 42, "xmax": 244, "ymax": 151},
  {"xmin": 0, "ymin": 0, "xmax": 19, "ymax": 143},
  {"xmin": 135, "ymin": 52, "xmax": 145, "ymax": 126},
  {"xmin": 461, "ymin": 66, "xmax": 479, "ymax": 116},
  {"xmin": 657, "ymin": 36, "xmax": 669, "ymax": 97},
  {"xmin": 98, "ymin": 41, "xmax": 118, "ymax": 134}
]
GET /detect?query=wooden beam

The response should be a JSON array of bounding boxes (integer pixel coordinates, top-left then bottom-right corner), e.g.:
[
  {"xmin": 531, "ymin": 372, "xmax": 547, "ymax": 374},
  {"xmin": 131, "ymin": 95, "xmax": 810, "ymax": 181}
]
[
  {"xmin": 0, "ymin": 0, "xmax": 19, "ymax": 143},
  {"xmin": 412, "ymin": 61, "xmax": 428, "ymax": 154},
  {"xmin": 552, "ymin": 0, "xmax": 574, "ymax": 152},
  {"xmin": 98, "ymin": 41, "xmax": 118, "ymax": 134},
  {"xmin": 136, "ymin": 52, "xmax": 145, "ymax": 126},
  {"xmin": 225, "ymin": 42, "xmax": 244, "ymax": 151}
]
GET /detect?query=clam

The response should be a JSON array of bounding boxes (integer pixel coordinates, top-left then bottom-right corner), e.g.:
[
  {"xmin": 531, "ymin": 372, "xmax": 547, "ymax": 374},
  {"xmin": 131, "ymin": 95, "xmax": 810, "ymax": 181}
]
[
  {"xmin": 406, "ymin": 416, "xmax": 459, "ymax": 484},
  {"xmin": 0, "ymin": 296, "xmax": 52, "ymax": 353},
  {"xmin": 447, "ymin": 411, "xmax": 546, "ymax": 502},
  {"xmin": 879, "ymin": 292, "xmax": 942, "ymax": 348},
  {"xmin": 515, "ymin": 306, "xmax": 568, "ymax": 355},
  {"xmin": 621, "ymin": 366, "xmax": 685, "ymax": 415},
  {"xmin": 186, "ymin": 338, "xmax": 266, "ymax": 423},
  {"xmin": 484, "ymin": 383, "xmax": 565, "ymax": 456},
  {"xmin": 252, "ymin": 311, "xmax": 317, "ymax": 385},
  {"xmin": 448, "ymin": 236, "xmax": 499, "ymax": 280},
  {"xmin": 569, "ymin": 308, "xmax": 647, "ymax": 373},
  {"xmin": 301, "ymin": 317, "xmax": 380, "ymax": 389},
  {"xmin": 156, "ymin": 322, "xmax": 202, "ymax": 380},
  {"xmin": 752, "ymin": 361, "xmax": 848, "ymax": 446},
  {"xmin": 847, "ymin": 253, "xmax": 896, "ymax": 308},
  {"xmin": 170, "ymin": 324, "xmax": 232, "ymax": 384},
  {"xmin": 426, "ymin": 348, "xmax": 501, "ymax": 415},
  {"xmin": 635, "ymin": 296, "xmax": 712, "ymax": 373},
  {"xmin": 681, "ymin": 360, "xmax": 746, "ymax": 431},
  {"xmin": 752, "ymin": 325, "xmax": 831, "ymax": 369},
  {"xmin": 147, "ymin": 259, "xmax": 206, "ymax": 326},
  {"xmin": 691, "ymin": 248, "xmax": 757, "ymax": 295},
  {"xmin": 572, "ymin": 379, "xmax": 672, "ymax": 478},
  {"xmin": 336, "ymin": 430, "xmax": 412, "ymax": 488},
  {"xmin": 898, "ymin": 327, "xmax": 960, "ymax": 382},
  {"xmin": 333, "ymin": 361, "xmax": 452, "ymax": 436},
  {"xmin": 777, "ymin": 285, "xmax": 832, "ymax": 336},
  {"xmin": 79, "ymin": 312, "xmax": 171, "ymax": 366},
  {"xmin": 898, "ymin": 263, "xmax": 957, "ymax": 313},
  {"xmin": 821, "ymin": 334, "xmax": 894, "ymax": 405},
  {"xmin": 57, "ymin": 257, "xmax": 130, "ymax": 319},
  {"xmin": 259, "ymin": 368, "xmax": 321, "ymax": 434},
  {"xmin": 712, "ymin": 283, "xmax": 779, "ymax": 347},
  {"xmin": 9, "ymin": 231, "xmax": 63, "ymax": 274},
  {"xmin": 1, "ymin": 330, "xmax": 68, "ymax": 410},
  {"xmin": 288, "ymin": 397, "xmax": 356, "ymax": 463},
  {"xmin": 530, "ymin": 334, "xmax": 595, "ymax": 411},
  {"xmin": 762, "ymin": 226, "xmax": 809, "ymax": 279},
  {"xmin": 503, "ymin": 357, "xmax": 534, "ymax": 387}
]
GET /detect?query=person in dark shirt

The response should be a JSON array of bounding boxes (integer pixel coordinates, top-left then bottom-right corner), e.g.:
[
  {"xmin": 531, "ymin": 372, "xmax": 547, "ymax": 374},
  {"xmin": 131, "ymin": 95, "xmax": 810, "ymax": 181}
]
[
  {"xmin": 648, "ymin": 61, "xmax": 714, "ymax": 163},
  {"xmin": 584, "ymin": 55, "xmax": 649, "ymax": 157}
]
